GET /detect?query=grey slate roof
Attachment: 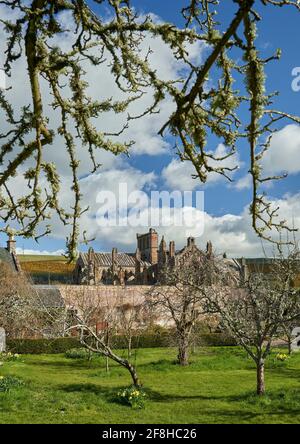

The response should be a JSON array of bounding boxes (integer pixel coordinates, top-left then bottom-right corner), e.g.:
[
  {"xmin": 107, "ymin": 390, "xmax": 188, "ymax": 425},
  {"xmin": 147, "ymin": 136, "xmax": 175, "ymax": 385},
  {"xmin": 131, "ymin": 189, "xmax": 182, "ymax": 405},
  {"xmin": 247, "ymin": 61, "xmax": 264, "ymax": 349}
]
[
  {"xmin": 79, "ymin": 252, "xmax": 150, "ymax": 268},
  {"xmin": 0, "ymin": 247, "xmax": 18, "ymax": 271}
]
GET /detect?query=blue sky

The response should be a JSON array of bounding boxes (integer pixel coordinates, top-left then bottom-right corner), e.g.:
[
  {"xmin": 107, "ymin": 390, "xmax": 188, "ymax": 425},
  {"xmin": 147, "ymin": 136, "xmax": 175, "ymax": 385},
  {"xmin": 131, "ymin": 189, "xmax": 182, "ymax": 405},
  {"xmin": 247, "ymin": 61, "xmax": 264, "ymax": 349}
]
[{"xmin": 1, "ymin": 1, "xmax": 300, "ymax": 257}]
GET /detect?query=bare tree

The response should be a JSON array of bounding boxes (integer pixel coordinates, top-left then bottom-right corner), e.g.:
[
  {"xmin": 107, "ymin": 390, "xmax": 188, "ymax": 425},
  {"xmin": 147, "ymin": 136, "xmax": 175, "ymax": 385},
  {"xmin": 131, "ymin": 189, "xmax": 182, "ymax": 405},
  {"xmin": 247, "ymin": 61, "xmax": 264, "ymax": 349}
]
[
  {"xmin": 117, "ymin": 302, "xmax": 146, "ymax": 359},
  {"xmin": 0, "ymin": 262, "xmax": 38, "ymax": 337},
  {"xmin": 147, "ymin": 253, "xmax": 210, "ymax": 366},
  {"xmin": 62, "ymin": 288, "xmax": 141, "ymax": 387},
  {"xmin": 0, "ymin": 261, "xmax": 65, "ymax": 338},
  {"xmin": 191, "ymin": 249, "xmax": 300, "ymax": 395},
  {"xmin": 0, "ymin": 267, "xmax": 142, "ymax": 385}
]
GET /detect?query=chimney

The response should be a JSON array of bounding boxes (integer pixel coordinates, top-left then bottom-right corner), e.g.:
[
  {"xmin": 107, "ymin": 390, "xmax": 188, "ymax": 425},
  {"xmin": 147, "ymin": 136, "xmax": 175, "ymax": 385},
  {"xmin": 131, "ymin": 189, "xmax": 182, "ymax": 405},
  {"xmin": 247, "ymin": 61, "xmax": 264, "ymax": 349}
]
[
  {"xmin": 241, "ymin": 258, "xmax": 249, "ymax": 282},
  {"xmin": 187, "ymin": 237, "xmax": 195, "ymax": 247},
  {"xmin": 88, "ymin": 247, "xmax": 94, "ymax": 261},
  {"xmin": 169, "ymin": 241, "xmax": 175, "ymax": 258},
  {"xmin": 87, "ymin": 247, "xmax": 95, "ymax": 285},
  {"xmin": 159, "ymin": 236, "xmax": 167, "ymax": 252},
  {"xmin": 206, "ymin": 241, "xmax": 213, "ymax": 258},
  {"xmin": 7, "ymin": 234, "xmax": 16, "ymax": 254},
  {"xmin": 159, "ymin": 236, "xmax": 167, "ymax": 265},
  {"xmin": 135, "ymin": 248, "xmax": 142, "ymax": 281},
  {"xmin": 135, "ymin": 247, "xmax": 141, "ymax": 261},
  {"xmin": 112, "ymin": 247, "xmax": 118, "ymax": 265}
]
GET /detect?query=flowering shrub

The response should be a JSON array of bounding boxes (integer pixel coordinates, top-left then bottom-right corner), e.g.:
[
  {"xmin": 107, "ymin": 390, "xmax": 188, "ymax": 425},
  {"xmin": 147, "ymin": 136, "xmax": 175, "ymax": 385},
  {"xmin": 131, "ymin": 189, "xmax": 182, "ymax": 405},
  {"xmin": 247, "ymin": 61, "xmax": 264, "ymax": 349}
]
[
  {"xmin": 276, "ymin": 353, "xmax": 289, "ymax": 362},
  {"xmin": 117, "ymin": 386, "xmax": 147, "ymax": 409},
  {"xmin": 0, "ymin": 375, "xmax": 24, "ymax": 393}
]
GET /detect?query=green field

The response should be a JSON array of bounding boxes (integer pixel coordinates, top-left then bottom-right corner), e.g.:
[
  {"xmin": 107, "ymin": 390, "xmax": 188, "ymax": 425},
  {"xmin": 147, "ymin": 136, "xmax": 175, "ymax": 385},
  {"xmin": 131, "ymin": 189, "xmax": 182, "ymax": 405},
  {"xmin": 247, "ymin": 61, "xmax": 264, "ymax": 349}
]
[
  {"xmin": 17, "ymin": 255, "xmax": 66, "ymax": 262},
  {"xmin": 17, "ymin": 255, "xmax": 75, "ymax": 284},
  {"xmin": 0, "ymin": 347, "xmax": 300, "ymax": 424}
]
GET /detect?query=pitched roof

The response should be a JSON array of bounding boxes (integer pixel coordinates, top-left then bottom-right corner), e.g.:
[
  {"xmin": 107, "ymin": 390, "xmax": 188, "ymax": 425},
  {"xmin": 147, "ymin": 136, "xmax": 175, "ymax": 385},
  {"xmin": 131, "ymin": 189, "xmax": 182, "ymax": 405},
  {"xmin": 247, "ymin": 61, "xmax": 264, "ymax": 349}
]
[
  {"xmin": 79, "ymin": 252, "xmax": 141, "ymax": 268},
  {"xmin": 0, "ymin": 247, "xmax": 18, "ymax": 271}
]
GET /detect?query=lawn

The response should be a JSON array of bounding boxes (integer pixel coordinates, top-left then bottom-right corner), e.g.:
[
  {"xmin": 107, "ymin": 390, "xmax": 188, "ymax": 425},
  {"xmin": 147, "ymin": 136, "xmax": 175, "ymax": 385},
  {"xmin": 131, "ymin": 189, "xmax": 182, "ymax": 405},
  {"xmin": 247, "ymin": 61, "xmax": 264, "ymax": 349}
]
[{"xmin": 0, "ymin": 347, "xmax": 300, "ymax": 424}]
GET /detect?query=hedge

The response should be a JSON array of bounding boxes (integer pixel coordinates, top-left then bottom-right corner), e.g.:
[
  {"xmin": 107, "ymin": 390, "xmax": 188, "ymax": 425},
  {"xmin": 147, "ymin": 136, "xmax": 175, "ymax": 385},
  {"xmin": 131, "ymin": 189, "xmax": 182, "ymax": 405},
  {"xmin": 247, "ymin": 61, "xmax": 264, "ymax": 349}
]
[
  {"xmin": 6, "ymin": 334, "xmax": 169, "ymax": 354},
  {"xmin": 197, "ymin": 333, "xmax": 237, "ymax": 347},
  {"xmin": 7, "ymin": 337, "xmax": 81, "ymax": 354},
  {"xmin": 112, "ymin": 333, "xmax": 170, "ymax": 349},
  {"xmin": 7, "ymin": 332, "xmax": 236, "ymax": 354}
]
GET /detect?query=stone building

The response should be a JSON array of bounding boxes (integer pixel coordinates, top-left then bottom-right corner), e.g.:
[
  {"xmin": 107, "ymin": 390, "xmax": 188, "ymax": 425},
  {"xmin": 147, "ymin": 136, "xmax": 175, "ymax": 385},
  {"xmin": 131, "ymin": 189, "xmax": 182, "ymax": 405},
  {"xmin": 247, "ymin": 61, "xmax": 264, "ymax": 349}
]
[
  {"xmin": 73, "ymin": 228, "xmax": 232, "ymax": 286},
  {"xmin": 73, "ymin": 229, "xmax": 157, "ymax": 285}
]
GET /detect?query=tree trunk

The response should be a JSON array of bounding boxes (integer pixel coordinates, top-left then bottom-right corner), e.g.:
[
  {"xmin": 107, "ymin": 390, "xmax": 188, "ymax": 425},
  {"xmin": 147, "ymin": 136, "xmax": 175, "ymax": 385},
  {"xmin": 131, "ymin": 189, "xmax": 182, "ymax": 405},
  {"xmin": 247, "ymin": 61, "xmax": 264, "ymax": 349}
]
[
  {"xmin": 106, "ymin": 330, "xmax": 110, "ymax": 373},
  {"xmin": 288, "ymin": 338, "xmax": 292, "ymax": 355},
  {"xmin": 256, "ymin": 360, "xmax": 265, "ymax": 395},
  {"xmin": 127, "ymin": 362, "xmax": 140, "ymax": 387},
  {"xmin": 191, "ymin": 342, "xmax": 196, "ymax": 355},
  {"xmin": 128, "ymin": 337, "xmax": 132, "ymax": 359},
  {"xmin": 178, "ymin": 336, "xmax": 189, "ymax": 366}
]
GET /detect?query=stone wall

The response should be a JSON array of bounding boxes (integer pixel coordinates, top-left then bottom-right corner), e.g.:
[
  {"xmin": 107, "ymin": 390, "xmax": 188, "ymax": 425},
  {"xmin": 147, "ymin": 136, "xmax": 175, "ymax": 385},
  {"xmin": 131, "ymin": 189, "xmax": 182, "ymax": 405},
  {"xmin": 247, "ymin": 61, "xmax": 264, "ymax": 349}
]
[
  {"xmin": 56, "ymin": 284, "xmax": 172, "ymax": 328},
  {"xmin": 57, "ymin": 284, "xmax": 153, "ymax": 308}
]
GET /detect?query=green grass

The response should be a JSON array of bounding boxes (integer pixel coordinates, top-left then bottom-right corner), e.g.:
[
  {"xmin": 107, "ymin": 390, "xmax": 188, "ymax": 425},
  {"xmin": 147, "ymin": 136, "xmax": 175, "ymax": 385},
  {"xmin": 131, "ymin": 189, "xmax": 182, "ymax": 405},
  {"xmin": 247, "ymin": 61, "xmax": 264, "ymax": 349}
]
[{"xmin": 0, "ymin": 347, "xmax": 300, "ymax": 424}]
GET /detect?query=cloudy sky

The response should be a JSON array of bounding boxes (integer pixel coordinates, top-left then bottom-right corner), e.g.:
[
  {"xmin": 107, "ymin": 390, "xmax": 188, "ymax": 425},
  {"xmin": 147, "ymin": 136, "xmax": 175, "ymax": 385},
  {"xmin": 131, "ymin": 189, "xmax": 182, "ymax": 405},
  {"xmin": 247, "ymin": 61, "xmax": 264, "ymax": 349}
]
[{"xmin": 1, "ymin": 0, "xmax": 300, "ymax": 258}]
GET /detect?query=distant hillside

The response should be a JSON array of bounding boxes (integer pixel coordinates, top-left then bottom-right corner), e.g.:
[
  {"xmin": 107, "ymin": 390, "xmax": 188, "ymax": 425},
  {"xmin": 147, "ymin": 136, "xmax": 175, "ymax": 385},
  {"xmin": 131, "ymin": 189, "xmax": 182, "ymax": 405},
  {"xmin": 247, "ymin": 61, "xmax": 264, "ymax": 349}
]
[
  {"xmin": 18, "ymin": 255, "xmax": 66, "ymax": 262},
  {"xmin": 18, "ymin": 255, "xmax": 75, "ymax": 284}
]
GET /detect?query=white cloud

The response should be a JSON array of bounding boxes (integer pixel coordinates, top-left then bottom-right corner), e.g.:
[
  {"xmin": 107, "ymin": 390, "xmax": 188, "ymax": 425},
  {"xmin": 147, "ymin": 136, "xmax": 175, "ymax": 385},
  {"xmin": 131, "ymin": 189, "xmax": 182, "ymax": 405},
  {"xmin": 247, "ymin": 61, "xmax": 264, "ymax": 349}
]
[
  {"xmin": 16, "ymin": 248, "xmax": 65, "ymax": 256},
  {"xmin": 9, "ymin": 166, "xmax": 300, "ymax": 257},
  {"xmin": 262, "ymin": 124, "xmax": 300, "ymax": 175},
  {"xmin": 234, "ymin": 174, "xmax": 252, "ymax": 190},
  {"xmin": 162, "ymin": 144, "xmax": 241, "ymax": 191},
  {"xmin": 76, "ymin": 191, "xmax": 300, "ymax": 257},
  {"xmin": 233, "ymin": 122, "xmax": 300, "ymax": 190},
  {"xmin": 162, "ymin": 159, "xmax": 199, "ymax": 191}
]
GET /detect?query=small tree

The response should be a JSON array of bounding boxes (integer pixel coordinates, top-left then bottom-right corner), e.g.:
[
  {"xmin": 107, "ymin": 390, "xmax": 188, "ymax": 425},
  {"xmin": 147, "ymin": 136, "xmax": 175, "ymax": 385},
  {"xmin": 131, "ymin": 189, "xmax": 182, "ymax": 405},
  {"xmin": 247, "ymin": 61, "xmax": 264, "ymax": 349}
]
[
  {"xmin": 118, "ymin": 302, "xmax": 146, "ymax": 359},
  {"xmin": 193, "ymin": 249, "xmax": 300, "ymax": 395},
  {"xmin": 0, "ymin": 262, "xmax": 38, "ymax": 337},
  {"xmin": 62, "ymin": 288, "xmax": 141, "ymax": 387},
  {"xmin": 147, "ymin": 254, "xmax": 208, "ymax": 366},
  {"xmin": 278, "ymin": 318, "xmax": 300, "ymax": 355}
]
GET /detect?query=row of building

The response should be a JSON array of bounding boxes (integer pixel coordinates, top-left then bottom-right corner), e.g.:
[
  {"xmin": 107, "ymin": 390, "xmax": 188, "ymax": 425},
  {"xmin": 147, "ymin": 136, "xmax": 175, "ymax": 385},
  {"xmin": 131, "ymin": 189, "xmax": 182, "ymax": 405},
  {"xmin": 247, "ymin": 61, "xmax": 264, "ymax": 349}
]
[
  {"xmin": 73, "ymin": 228, "xmax": 240, "ymax": 285},
  {"xmin": 1, "ymin": 229, "xmax": 266, "ymax": 286}
]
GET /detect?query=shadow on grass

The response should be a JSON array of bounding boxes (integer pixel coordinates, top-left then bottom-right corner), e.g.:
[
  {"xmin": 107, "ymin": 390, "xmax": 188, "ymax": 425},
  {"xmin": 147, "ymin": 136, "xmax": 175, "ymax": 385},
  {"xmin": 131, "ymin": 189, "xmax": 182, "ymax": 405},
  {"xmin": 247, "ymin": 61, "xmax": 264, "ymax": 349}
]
[
  {"xmin": 59, "ymin": 382, "xmax": 114, "ymax": 396},
  {"xmin": 58, "ymin": 382, "xmax": 134, "ymax": 408},
  {"xmin": 26, "ymin": 357, "xmax": 104, "ymax": 371},
  {"xmin": 52, "ymin": 381, "xmax": 300, "ymax": 421}
]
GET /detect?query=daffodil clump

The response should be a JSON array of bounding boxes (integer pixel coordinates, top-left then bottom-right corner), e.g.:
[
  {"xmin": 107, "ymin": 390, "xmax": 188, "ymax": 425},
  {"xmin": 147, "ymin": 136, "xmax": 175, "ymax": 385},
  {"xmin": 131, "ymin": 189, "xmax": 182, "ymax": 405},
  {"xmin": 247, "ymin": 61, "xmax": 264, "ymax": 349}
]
[
  {"xmin": 0, "ymin": 352, "xmax": 20, "ymax": 362},
  {"xmin": 117, "ymin": 386, "xmax": 147, "ymax": 409},
  {"xmin": 276, "ymin": 353, "xmax": 289, "ymax": 362}
]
